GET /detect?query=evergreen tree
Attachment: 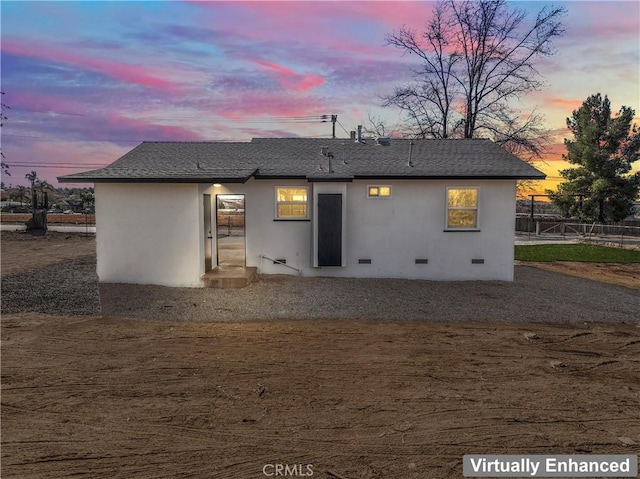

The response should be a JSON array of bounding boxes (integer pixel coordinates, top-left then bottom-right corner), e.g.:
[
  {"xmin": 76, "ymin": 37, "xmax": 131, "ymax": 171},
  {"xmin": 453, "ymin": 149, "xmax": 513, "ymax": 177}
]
[{"xmin": 548, "ymin": 94, "xmax": 640, "ymax": 222}]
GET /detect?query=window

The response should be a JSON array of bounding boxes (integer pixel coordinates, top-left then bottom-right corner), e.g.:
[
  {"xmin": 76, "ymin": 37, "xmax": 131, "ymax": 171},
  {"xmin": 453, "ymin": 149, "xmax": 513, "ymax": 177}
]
[
  {"xmin": 368, "ymin": 185, "xmax": 391, "ymax": 198},
  {"xmin": 275, "ymin": 187, "xmax": 309, "ymax": 219},
  {"xmin": 446, "ymin": 187, "xmax": 479, "ymax": 229}
]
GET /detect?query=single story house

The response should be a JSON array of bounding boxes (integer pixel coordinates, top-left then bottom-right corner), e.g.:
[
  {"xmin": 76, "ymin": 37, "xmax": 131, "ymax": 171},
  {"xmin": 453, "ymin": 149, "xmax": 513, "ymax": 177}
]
[{"xmin": 59, "ymin": 137, "xmax": 545, "ymax": 287}]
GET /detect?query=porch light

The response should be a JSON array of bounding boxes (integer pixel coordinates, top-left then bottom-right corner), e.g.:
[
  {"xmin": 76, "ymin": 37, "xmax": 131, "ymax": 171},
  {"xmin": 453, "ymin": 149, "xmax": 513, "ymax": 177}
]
[{"xmin": 213, "ymin": 183, "xmax": 222, "ymax": 187}]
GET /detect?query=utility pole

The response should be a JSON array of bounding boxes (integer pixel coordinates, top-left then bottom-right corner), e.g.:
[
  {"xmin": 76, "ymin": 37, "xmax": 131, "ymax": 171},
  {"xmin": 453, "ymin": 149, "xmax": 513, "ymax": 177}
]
[
  {"xmin": 322, "ymin": 114, "xmax": 337, "ymax": 138},
  {"xmin": 530, "ymin": 195, "xmax": 535, "ymax": 220}
]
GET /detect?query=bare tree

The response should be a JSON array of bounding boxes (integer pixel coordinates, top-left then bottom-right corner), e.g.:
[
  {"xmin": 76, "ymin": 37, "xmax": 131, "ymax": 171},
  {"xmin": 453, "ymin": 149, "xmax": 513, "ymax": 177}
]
[
  {"xmin": 384, "ymin": 0, "xmax": 565, "ymax": 158},
  {"xmin": 1, "ymin": 91, "xmax": 10, "ymax": 177},
  {"xmin": 361, "ymin": 113, "xmax": 403, "ymax": 139}
]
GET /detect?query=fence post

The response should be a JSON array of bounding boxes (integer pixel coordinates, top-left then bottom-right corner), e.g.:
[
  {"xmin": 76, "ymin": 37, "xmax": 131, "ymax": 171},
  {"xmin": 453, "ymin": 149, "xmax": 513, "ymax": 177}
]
[{"xmin": 535, "ymin": 220, "xmax": 540, "ymax": 236}]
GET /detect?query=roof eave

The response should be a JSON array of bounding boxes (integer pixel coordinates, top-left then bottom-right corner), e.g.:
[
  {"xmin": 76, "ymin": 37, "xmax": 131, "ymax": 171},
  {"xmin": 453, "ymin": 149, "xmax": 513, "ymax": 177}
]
[
  {"xmin": 351, "ymin": 174, "xmax": 546, "ymax": 180},
  {"xmin": 58, "ymin": 169, "xmax": 259, "ymax": 184},
  {"xmin": 253, "ymin": 174, "xmax": 308, "ymax": 180},
  {"xmin": 60, "ymin": 173, "xmax": 546, "ymax": 183}
]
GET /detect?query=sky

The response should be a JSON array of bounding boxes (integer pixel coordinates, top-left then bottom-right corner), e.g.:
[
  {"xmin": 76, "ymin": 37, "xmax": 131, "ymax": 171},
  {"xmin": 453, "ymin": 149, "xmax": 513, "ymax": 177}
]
[{"xmin": 1, "ymin": 0, "xmax": 639, "ymax": 194}]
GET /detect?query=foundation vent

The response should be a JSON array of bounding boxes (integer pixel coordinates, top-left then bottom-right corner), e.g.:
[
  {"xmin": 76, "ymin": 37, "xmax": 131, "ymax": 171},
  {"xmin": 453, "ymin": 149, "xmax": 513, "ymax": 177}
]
[
  {"xmin": 274, "ymin": 258, "xmax": 287, "ymax": 264},
  {"xmin": 358, "ymin": 259, "xmax": 372, "ymax": 264},
  {"xmin": 471, "ymin": 258, "xmax": 485, "ymax": 264},
  {"xmin": 415, "ymin": 258, "xmax": 429, "ymax": 264}
]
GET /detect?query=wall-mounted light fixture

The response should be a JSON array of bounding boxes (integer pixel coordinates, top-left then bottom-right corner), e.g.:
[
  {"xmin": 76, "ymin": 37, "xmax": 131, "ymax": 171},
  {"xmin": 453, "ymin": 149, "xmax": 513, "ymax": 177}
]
[{"xmin": 213, "ymin": 183, "xmax": 222, "ymax": 188}]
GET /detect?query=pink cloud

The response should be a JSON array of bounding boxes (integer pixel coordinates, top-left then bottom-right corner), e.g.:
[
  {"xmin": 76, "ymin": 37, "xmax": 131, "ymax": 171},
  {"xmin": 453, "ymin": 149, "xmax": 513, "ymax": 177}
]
[
  {"xmin": 2, "ymin": 39, "xmax": 178, "ymax": 90},
  {"xmin": 204, "ymin": 90, "xmax": 327, "ymax": 120},
  {"xmin": 189, "ymin": 2, "xmax": 431, "ymax": 60},
  {"xmin": 2, "ymin": 140, "xmax": 131, "ymax": 187},
  {"xmin": 194, "ymin": 2, "xmax": 431, "ymax": 34},
  {"xmin": 254, "ymin": 61, "xmax": 324, "ymax": 92},
  {"xmin": 572, "ymin": 2, "xmax": 639, "ymax": 40},
  {"xmin": 540, "ymin": 142, "xmax": 568, "ymax": 162},
  {"xmin": 102, "ymin": 112, "xmax": 204, "ymax": 142},
  {"xmin": 544, "ymin": 98, "xmax": 584, "ymax": 111},
  {"xmin": 10, "ymin": 90, "xmax": 86, "ymax": 116}
]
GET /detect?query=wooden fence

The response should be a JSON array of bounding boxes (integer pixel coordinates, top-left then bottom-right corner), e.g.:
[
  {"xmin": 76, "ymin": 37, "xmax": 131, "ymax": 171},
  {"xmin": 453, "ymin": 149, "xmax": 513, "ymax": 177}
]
[
  {"xmin": 516, "ymin": 217, "xmax": 640, "ymax": 237},
  {"xmin": 1, "ymin": 213, "xmax": 96, "ymax": 225}
]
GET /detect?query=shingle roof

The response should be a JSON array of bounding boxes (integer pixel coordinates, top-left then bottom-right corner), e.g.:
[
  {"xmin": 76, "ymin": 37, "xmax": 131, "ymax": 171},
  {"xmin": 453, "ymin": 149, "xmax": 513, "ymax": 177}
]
[{"xmin": 58, "ymin": 138, "xmax": 545, "ymax": 183}]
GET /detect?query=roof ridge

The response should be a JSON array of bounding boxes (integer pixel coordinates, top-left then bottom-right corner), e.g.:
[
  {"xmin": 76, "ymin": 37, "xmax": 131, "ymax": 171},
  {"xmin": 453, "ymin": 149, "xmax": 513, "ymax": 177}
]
[
  {"xmin": 58, "ymin": 137, "xmax": 546, "ymax": 184},
  {"xmin": 141, "ymin": 140, "xmax": 251, "ymax": 144}
]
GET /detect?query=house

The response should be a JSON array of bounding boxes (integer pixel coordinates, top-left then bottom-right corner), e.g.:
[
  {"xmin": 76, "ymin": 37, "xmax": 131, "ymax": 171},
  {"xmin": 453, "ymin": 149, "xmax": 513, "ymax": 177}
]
[{"xmin": 59, "ymin": 137, "xmax": 545, "ymax": 287}]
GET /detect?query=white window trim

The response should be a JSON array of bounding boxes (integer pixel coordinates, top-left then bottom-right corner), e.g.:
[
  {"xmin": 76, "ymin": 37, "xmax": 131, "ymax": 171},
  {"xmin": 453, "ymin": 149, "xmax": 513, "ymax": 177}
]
[
  {"xmin": 444, "ymin": 186, "xmax": 480, "ymax": 231},
  {"xmin": 274, "ymin": 186, "xmax": 310, "ymax": 220},
  {"xmin": 367, "ymin": 185, "xmax": 392, "ymax": 199}
]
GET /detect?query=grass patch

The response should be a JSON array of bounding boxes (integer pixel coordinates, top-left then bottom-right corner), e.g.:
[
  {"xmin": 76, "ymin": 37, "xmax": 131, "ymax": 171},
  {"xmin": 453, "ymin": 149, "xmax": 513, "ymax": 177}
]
[{"xmin": 515, "ymin": 243, "xmax": 640, "ymax": 263}]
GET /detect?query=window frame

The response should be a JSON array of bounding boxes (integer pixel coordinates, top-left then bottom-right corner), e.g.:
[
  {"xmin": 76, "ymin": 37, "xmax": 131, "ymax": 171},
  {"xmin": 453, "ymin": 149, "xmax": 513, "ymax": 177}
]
[
  {"xmin": 274, "ymin": 186, "xmax": 310, "ymax": 221},
  {"xmin": 367, "ymin": 185, "xmax": 392, "ymax": 199},
  {"xmin": 445, "ymin": 186, "xmax": 480, "ymax": 231}
]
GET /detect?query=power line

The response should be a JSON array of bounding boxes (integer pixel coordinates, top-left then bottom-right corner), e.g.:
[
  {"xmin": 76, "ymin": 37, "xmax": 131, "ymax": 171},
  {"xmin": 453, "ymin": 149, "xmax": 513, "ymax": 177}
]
[
  {"xmin": 10, "ymin": 108, "xmax": 330, "ymax": 123},
  {"xmin": 11, "ymin": 108, "xmax": 87, "ymax": 117},
  {"xmin": 2, "ymin": 111, "xmax": 340, "ymax": 144},
  {"xmin": 335, "ymin": 119, "xmax": 351, "ymax": 136},
  {"xmin": 8, "ymin": 162, "xmax": 107, "ymax": 167},
  {"xmin": 2, "ymin": 133, "xmax": 144, "ymax": 143},
  {"xmin": 9, "ymin": 160, "xmax": 106, "ymax": 165},
  {"xmin": 7, "ymin": 164, "xmax": 107, "ymax": 169}
]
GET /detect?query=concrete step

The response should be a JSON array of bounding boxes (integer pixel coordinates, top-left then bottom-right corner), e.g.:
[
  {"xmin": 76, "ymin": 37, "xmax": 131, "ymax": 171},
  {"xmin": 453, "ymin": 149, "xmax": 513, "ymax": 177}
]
[{"xmin": 201, "ymin": 266, "xmax": 257, "ymax": 288}]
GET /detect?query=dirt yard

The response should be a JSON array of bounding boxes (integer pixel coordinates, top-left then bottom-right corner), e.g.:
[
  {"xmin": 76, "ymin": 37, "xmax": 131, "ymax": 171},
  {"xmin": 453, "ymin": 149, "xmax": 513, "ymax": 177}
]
[
  {"xmin": 0, "ymin": 231, "xmax": 96, "ymax": 275},
  {"xmin": 1, "ymin": 232, "xmax": 639, "ymax": 478},
  {"xmin": 515, "ymin": 260, "xmax": 640, "ymax": 290}
]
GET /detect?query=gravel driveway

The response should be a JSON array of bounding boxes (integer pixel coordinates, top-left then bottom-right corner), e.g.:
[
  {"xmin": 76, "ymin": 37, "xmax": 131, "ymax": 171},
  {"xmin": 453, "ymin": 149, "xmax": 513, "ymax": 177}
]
[{"xmin": 2, "ymin": 252, "xmax": 638, "ymax": 323}]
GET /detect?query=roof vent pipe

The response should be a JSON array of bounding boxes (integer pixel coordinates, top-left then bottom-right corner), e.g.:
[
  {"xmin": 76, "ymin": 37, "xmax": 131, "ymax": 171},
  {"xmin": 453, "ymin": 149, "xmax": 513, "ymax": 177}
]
[
  {"xmin": 356, "ymin": 125, "xmax": 366, "ymax": 144},
  {"xmin": 350, "ymin": 130, "xmax": 356, "ymax": 140},
  {"xmin": 408, "ymin": 141, "xmax": 415, "ymax": 167}
]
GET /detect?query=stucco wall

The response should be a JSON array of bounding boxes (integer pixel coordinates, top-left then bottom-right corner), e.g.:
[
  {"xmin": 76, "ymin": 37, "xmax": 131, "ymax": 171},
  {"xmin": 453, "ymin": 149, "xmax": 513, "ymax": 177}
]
[
  {"xmin": 344, "ymin": 179, "xmax": 516, "ymax": 281},
  {"xmin": 96, "ymin": 179, "xmax": 516, "ymax": 286},
  {"xmin": 95, "ymin": 183, "xmax": 202, "ymax": 287},
  {"xmin": 202, "ymin": 180, "xmax": 313, "ymax": 275},
  {"xmin": 205, "ymin": 178, "xmax": 517, "ymax": 281}
]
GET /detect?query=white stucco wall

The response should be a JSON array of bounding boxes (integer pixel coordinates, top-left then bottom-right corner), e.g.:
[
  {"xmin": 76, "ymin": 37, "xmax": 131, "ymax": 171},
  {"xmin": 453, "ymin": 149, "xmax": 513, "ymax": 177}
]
[
  {"xmin": 204, "ymin": 178, "xmax": 517, "ymax": 281},
  {"xmin": 201, "ymin": 180, "xmax": 314, "ymax": 275},
  {"xmin": 96, "ymin": 179, "xmax": 516, "ymax": 286},
  {"xmin": 95, "ymin": 183, "xmax": 202, "ymax": 287},
  {"xmin": 343, "ymin": 180, "xmax": 517, "ymax": 281}
]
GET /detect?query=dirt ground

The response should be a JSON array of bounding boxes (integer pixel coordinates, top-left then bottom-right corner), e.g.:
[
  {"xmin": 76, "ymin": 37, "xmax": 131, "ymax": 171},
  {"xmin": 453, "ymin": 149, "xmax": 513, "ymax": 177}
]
[
  {"xmin": 2, "ymin": 232, "xmax": 639, "ymax": 478},
  {"xmin": 0, "ymin": 231, "xmax": 96, "ymax": 275},
  {"xmin": 515, "ymin": 260, "xmax": 640, "ymax": 290}
]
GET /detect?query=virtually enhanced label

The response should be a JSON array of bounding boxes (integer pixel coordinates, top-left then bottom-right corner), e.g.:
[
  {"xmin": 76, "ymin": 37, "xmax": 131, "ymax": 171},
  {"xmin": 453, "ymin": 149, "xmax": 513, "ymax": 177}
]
[{"xmin": 463, "ymin": 455, "xmax": 637, "ymax": 477}]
